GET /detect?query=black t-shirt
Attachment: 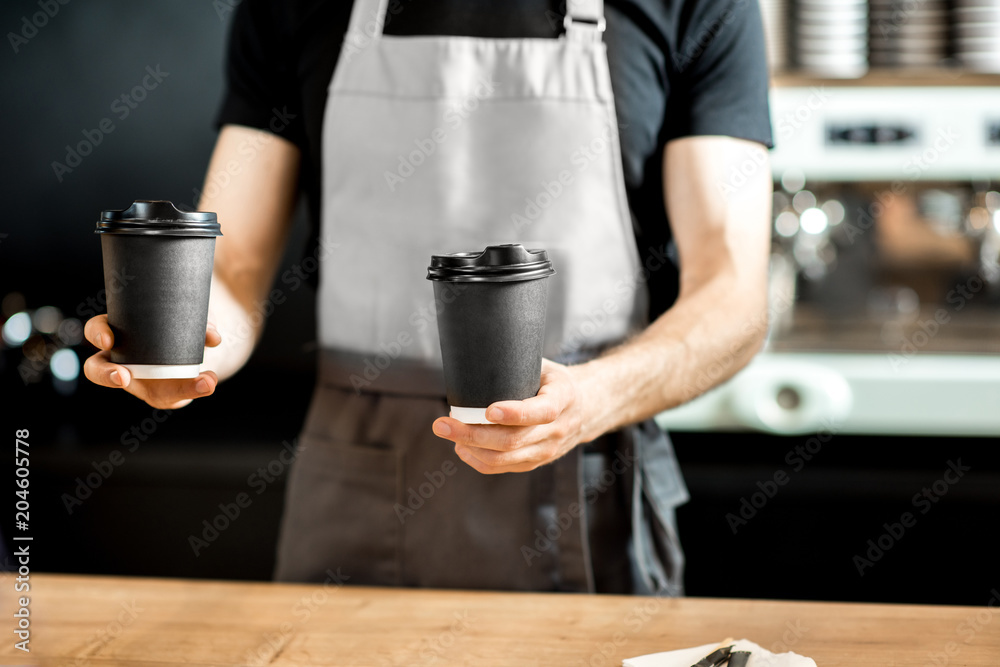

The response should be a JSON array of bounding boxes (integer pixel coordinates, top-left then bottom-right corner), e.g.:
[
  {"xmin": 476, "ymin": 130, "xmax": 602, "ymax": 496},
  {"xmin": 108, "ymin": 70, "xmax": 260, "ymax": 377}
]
[{"xmin": 216, "ymin": 0, "xmax": 773, "ymax": 319}]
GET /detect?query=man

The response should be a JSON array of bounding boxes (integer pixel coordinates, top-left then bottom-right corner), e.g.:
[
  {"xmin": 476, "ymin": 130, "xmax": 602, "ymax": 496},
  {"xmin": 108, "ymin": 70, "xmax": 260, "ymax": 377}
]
[{"xmin": 84, "ymin": 0, "xmax": 772, "ymax": 595}]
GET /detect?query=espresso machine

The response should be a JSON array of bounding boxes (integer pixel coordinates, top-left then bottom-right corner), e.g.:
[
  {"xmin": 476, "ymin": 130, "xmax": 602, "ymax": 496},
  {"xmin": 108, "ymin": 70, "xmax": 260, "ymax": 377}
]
[{"xmin": 658, "ymin": 85, "xmax": 1000, "ymax": 436}]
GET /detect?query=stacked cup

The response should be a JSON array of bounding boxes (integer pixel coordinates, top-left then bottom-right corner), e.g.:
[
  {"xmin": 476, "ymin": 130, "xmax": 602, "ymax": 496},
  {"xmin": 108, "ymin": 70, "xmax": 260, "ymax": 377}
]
[
  {"xmin": 761, "ymin": 0, "xmax": 791, "ymax": 71},
  {"xmin": 869, "ymin": 0, "xmax": 950, "ymax": 68},
  {"xmin": 795, "ymin": 0, "xmax": 868, "ymax": 77},
  {"xmin": 954, "ymin": 0, "xmax": 1000, "ymax": 72}
]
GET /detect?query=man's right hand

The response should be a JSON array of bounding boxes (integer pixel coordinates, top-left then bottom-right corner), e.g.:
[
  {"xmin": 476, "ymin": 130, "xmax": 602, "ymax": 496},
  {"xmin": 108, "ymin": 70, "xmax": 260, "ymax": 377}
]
[{"xmin": 83, "ymin": 314, "xmax": 221, "ymax": 409}]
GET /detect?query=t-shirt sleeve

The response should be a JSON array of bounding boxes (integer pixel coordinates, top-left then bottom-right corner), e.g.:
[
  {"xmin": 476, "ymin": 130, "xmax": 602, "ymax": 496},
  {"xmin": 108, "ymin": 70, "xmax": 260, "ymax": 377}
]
[
  {"xmin": 214, "ymin": 0, "xmax": 306, "ymax": 147},
  {"xmin": 666, "ymin": 0, "xmax": 774, "ymax": 148}
]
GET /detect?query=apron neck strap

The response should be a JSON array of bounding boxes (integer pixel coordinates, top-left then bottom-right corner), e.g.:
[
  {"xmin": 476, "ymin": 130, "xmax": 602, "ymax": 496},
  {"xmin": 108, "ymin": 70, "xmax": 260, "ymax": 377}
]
[
  {"xmin": 345, "ymin": 0, "xmax": 607, "ymax": 44},
  {"xmin": 346, "ymin": 0, "xmax": 390, "ymax": 43},
  {"xmin": 565, "ymin": 0, "xmax": 606, "ymax": 42}
]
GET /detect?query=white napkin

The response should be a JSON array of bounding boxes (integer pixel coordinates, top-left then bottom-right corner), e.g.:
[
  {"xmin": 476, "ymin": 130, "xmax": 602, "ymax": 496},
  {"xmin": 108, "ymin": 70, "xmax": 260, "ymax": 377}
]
[{"xmin": 623, "ymin": 638, "xmax": 817, "ymax": 667}]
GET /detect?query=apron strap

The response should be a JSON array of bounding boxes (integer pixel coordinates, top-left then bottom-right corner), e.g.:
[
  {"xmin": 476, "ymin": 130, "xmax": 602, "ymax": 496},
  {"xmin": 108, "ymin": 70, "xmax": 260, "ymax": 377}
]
[
  {"xmin": 346, "ymin": 0, "xmax": 606, "ymax": 44},
  {"xmin": 346, "ymin": 0, "xmax": 389, "ymax": 43},
  {"xmin": 565, "ymin": 0, "xmax": 606, "ymax": 42}
]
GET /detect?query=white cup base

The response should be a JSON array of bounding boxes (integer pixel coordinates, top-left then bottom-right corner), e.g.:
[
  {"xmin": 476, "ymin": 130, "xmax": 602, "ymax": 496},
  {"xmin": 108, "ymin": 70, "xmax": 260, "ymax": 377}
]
[
  {"xmin": 122, "ymin": 363, "xmax": 202, "ymax": 380},
  {"xmin": 449, "ymin": 406, "xmax": 492, "ymax": 424}
]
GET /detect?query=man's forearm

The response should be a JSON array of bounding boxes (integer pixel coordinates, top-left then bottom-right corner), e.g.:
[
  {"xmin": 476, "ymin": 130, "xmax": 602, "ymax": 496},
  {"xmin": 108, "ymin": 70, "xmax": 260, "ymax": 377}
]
[
  {"xmin": 201, "ymin": 272, "xmax": 264, "ymax": 382},
  {"xmin": 573, "ymin": 270, "xmax": 768, "ymax": 439}
]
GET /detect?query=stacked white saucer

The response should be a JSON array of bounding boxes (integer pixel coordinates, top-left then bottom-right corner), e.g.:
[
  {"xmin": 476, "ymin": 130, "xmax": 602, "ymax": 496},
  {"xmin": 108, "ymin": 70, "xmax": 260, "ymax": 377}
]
[
  {"xmin": 795, "ymin": 0, "xmax": 868, "ymax": 77},
  {"xmin": 761, "ymin": 0, "xmax": 791, "ymax": 71},
  {"xmin": 954, "ymin": 0, "xmax": 1000, "ymax": 72},
  {"xmin": 869, "ymin": 0, "xmax": 950, "ymax": 67}
]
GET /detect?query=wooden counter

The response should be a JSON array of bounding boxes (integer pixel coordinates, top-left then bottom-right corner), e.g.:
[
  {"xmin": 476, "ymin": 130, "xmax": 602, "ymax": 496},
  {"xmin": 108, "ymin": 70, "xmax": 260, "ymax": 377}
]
[{"xmin": 2, "ymin": 574, "xmax": 998, "ymax": 665}]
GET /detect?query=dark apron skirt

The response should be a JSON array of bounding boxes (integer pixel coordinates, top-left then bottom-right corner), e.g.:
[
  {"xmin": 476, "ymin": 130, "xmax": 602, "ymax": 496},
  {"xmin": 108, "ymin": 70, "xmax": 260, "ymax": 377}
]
[{"xmin": 273, "ymin": 350, "xmax": 688, "ymax": 595}]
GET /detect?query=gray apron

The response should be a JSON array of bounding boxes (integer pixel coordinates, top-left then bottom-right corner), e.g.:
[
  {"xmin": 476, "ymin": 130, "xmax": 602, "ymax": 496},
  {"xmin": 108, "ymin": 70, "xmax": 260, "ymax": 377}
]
[{"xmin": 274, "ymin": 0, "xmax": 689, "ymax": 595}]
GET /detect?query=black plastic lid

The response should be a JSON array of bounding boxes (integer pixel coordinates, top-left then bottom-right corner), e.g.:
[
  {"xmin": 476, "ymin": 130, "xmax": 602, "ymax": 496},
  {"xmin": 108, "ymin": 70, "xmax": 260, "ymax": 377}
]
[
  {"xmin": 427, "ymin": 244, "xmax": 555, "ymax": 282},
  {"xmin": 96, "ymin": 200, "xmax": 222, "ymax": 237}
]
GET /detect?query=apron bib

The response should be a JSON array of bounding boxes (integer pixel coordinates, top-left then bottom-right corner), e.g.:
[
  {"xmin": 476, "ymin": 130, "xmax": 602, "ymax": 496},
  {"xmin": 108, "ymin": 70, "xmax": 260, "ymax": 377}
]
[{"xmin": 274, "ymin": 0, "xmax": 688, "ymax": 595}]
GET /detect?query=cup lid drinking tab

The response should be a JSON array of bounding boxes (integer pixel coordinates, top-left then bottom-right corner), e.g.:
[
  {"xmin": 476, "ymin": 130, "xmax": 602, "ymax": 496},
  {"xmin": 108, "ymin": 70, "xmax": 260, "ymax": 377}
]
[
  {"xmin": 96, "ymin": 200, "xmax": 222, "ymax": 237},
  {"xmin": 427, "ymin": 244, "xmax": 555, "ymax": 282}
]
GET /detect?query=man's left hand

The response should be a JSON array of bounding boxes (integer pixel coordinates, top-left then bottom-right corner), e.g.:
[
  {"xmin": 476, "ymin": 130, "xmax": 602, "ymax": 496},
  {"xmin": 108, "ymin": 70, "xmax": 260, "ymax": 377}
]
[{"xmin": 431, "ymin": 359, "xmax": 594, "ymax": 474}]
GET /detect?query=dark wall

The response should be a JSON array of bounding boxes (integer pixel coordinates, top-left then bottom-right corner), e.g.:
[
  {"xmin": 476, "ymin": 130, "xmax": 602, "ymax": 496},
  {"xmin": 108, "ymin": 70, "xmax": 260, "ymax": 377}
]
[
  {"xmin": 1, "ymin": 0, "xmax": 315, "ymax": 368},
  {"xmin": 0, "ymin": 0, "xmax": 316, "ymax": 579},
  {"xmin": 673, "ymin": 432, "xmax": 1000, "ymax": 606}
]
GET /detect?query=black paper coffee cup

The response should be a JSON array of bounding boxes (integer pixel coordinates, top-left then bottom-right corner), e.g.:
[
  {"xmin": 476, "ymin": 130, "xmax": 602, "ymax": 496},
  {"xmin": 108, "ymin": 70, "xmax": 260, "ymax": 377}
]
[
  {"xmin": 95, "ymin": 200, "xmax": 222, "ymax": 379},
  {"xmin": 427, "ymin": 244, "xmax": 555, "ymax": 424}
]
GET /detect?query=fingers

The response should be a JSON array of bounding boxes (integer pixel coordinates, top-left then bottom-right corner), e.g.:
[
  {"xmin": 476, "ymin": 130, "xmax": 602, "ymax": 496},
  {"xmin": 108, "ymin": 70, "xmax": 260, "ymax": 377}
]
[
  {"xmin": 205, "ymin": 321, "xmax": 222, "ymax": 348},
  {"xmin": 454, "ymin": 442, "xmax": 544, "ymax": 474},
  {"xmin": 433, "ymin": 417, "xmax": 539, "ymax": 452},
  {"xmin": 85, "ymin": 314, "xmax": 222, "ymax": 350},
  {"xmin": 486, "ymin": 393, "xmax": 561, "ymax": 426},
  {"xmin": 83, "ymin": 346, "xmax": 218, "ymax": 409},
  {"xmin": 83, "ymin": 349, "xmax": 133, "ymax": 389},
  {"xmin": 433, "ymin": 360, "xmax": 581, "ymax": 475},
  {"xmin": 84, "ymin": 314, "xmax": 114, "ymax": 351},
  {"xmin": 126, "ymin": 371, "xmax": 218, "ymax": 410},
  {"xmin": 485, "ymin": 362, "xmax": 569, "ymax": 426},
  {"xmin": 82, "ymin": 313, "xmax": 220, "ymax": 409}
]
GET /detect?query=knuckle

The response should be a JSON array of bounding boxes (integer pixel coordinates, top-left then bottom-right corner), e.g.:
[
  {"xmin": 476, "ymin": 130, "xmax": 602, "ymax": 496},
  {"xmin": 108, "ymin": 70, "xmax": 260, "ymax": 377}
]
[
  {"xmin": 503, "ymin": 431, "xmax": 523, "ymax": 451},
  {"xmin": 490, "ymin": 451, "xmax": 512, "ymax": 467},
  {"xmin": 466, "ymin": 457, "xmax": 488, "ymax": 474}
]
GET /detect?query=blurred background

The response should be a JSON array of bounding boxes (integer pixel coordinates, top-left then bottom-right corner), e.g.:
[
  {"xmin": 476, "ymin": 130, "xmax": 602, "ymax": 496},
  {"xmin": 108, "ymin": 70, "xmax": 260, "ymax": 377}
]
[{"xmin": 1, "ymin": 0, "xmax": 998, "ymax": 605}]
